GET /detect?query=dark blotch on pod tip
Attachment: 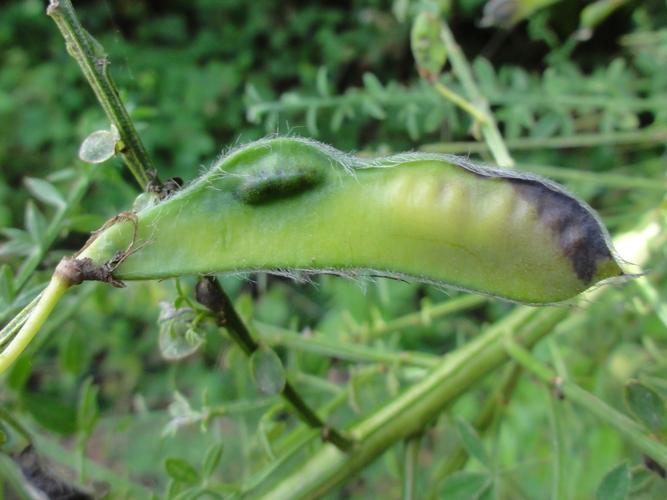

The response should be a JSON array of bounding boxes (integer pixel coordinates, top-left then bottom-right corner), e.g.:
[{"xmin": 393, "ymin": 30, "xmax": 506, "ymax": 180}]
[
  {"xmin": 236, "ymin": 166, "xmax": 324, "ymax": 205},
  {"xmin": 509, "ymin": 179, "xmax": 616, "ymax": 284}
]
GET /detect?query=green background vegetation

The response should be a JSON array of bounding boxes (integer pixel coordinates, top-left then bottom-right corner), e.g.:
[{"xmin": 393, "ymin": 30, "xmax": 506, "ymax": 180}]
[{"xmin": 1, "ymin": 0, "xmax": 667, "ymax": 498}]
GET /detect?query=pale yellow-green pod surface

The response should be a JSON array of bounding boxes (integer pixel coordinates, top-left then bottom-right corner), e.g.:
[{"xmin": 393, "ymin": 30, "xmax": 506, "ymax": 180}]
[{"xmin": 80, "ymin": 137, "xmax": 624, "ymax": 303}]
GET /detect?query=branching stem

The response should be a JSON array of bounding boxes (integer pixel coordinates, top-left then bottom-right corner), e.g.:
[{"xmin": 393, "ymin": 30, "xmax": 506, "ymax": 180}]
[
  {"xmin": 504, "ymin": 336, "xmax": 667, "ymax": 467},
  {"xmin": 439, "ymin": 22, "xmax": 514, "ymax": 167},
  {"xmin": 430, "ymin": 80, "xmax": 489, "ymax": 124},
  {"xmin": 0, "ymin": 274, "xmax": 70, "ymax": 374},
  {"xmin": 195, "ymin": 276, "xmax": 353, "ymax": 452}
]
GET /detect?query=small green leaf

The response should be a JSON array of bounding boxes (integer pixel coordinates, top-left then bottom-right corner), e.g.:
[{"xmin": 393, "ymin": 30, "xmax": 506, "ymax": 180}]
[
  {"xmin": 77, "ymin": 377, "xmax": 99, "ymax": 437},
  {"xmin": 202, "ymin": 443, "xmax": 224, "ymax": 478},
  {"xmin": 250, "ymin": 346, "xmax": 286, "ymax": 396},
  {"xmin": 0, "ymin": 228, "xmax": 35, "ymax": 258},
  {"xmin": 473, "ymin": 57, "xmax": 499, "ymax": 98},
  {"xmin": 78, "ymin": 128, "xmax": 118, "ymax": 164},
  {"xmin": 625, "ymin": 381, "xmax": 667, "ymax": 433},
  {"xmin": 22, "ymin": 393, "xmax": 77, "ymax": 435},
  {"xmin": 6, "ymin": 357, "xmax": 32, "ymax": 391},
  {"xmin": 24, "ymin": 201, "xmax": 47, "ymax": 243},
  {"xmin": 330, "ymin": 107, "xmax": 346, "ymax": 132},
  {"xmin": 362, "ymin": 72, "xmax": 384, "ymax": 96},
  {"xmin": 59, "ymin": 329, "xmax": 85, "ymax": 375},
  {"xmin": 234, "ymin": 293, "xmax": 254, "ymax": 325},
  {"xmin": 580, "ymin": 0, "xmax": 621, "ymax": 30},
  {"xmin": 316, "ymin": 66, "xmax": 330, "ymax": 97},
  {"xmin": 440, "ymin": 471, "xmax": 491, "ymax": 500},
  {"xmin": 403, "ymin": 105, "xmax": 420, "ymax": 140},
  {"xmin": 362, "ymin": 99, "xmax": 386, "ymax": 120},
  {"xmin": 158, "ymin": 302, "xmax": 203, "ymax": 361},
  {"xmin": 0, "ymin": 264, "xmax": 15, "ymax": 304},
  {"xmin": 24, "ymin": 177, "xmax": 66, "ymax": 209},
  {"xmin": 455, "ymin": 418, "xmax": 491, "ymax": 468},
  {"xmin": 595, "ymin": 462, "xmax": 630, "ymax": 500},
  {"xmin": 165, "ymin": 457, "xmax": 200, "ymax": 485},
  {"xmin": 306, "ymin": 106, "xmax": 319, "ymax": 136}
]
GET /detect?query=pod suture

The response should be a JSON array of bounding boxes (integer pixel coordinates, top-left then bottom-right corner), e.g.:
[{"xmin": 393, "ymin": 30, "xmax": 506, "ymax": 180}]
[{"xmin": 79, "ymin": 137, "xmax": 625, "ymax": 304}]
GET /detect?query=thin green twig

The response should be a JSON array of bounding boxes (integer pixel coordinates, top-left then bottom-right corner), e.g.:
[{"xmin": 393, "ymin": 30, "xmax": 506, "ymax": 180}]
[
  {"xmin": 547, "ymin": 385, "xmax": 567, "ymax": 500},
  {"xmin": 439, "ymin": 22, "xmax": 514, "ymax": 167},
  {"xmin": 0, "ymin": 293, "xmax": 43, "ymax": 348},
  {"xmin": 504, "ymin": 336, "xmax": 667, "ymax": 467},
  {"xmin": 517, "ymin": 163, "xmax": 667, "ymax": 191},
  {"xmin": 357, "ymin": 294, "xmax": 486, "ymax": 341},
  {"xmin": 47, "ymin": 0, "xmax": 155, "ymax": 189},
  {"xmin": 0, "ymin": 274, "xmax": 70, "ymax": 374},
  {"xmin": 402, "ymin": 433, "xmax": 422, "ymax": 500},
  {"xmin": 255, "ymin": 321, "xmax": 439, "ymax": 368},
  {"xmin": 430, "ymin": 81, "xmax": 488, "ymax": 124},
  {"xmin": 420, "ymin": 127, "xmax": 667, "ymax": 154}
]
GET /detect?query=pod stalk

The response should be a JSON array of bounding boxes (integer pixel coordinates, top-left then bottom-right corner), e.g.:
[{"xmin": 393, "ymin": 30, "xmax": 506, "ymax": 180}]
[{"xmin": 0, "ymin": 274, "xmax": 71, "ymax": 374}]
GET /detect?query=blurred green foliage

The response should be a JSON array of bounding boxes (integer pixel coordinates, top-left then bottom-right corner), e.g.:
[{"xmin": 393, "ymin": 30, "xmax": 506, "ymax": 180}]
[{"xmin": 1, "ymin": 0, "xmax": 667, "ymax": 498}]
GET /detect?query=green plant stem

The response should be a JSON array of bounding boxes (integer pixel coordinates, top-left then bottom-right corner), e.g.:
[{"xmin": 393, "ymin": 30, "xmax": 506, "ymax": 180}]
[
  {"xmin": 249, "ymin": 88, "xmax": 667, "ymax": 122},
  {"xmin": 0, "ymin": 293, "xmax": 43, "ymax": 348},
  {"xmin": 420, "ymin": 127, "xmax": 667, "ymax": 154},
  {"xmin": 402, "ymin": 433, "xmax": 422, "ymax": 500},
  {"xmin": 439, "ymin": 22, "xmax": 514, "ymax": 167},
  {"xmin": 358, "ymin": 294, "xmax": 486, "ymax": 340},
  {"xmin": 195, "ymin": 276, "xmax": 352, "ymax": 451},
  {"xmin": 255, "ymin": 321, "xmax": 439, "ymax": 368},
  {"xmin": 634, "ymin": 277, "xmax": 667, "ymax": 329},
  {"xmin": 206, "ymin": 397, "xmax": 278, "ymax": 419},
  {"xmin": 492, "ymin": 94, "xmax": 667, "ymax": 110},
  {"xmin": 517, "ymin": 163, "xmax": 666, "ymax": 191},
  {"xmin": 547, "ymin": 384, "xmax": 567, "ymax": 500},
  {"xmin": 47, "ymin": 0, "xmax": 154, "ymax": 189},
  {"xmin": 431, "ymin": 81, "xmax": 488, "ymax": 124},
  {"xmin": 0, "ymin": 274, "xmax": 70, "ymax": 374},
  {"xmin": 504, "ymin": 336, "xmax": 667, "ymax": 467}
]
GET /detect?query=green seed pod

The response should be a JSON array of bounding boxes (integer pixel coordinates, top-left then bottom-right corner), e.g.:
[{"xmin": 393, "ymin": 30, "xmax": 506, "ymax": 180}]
[
  {"xmin": 410, "ymin": 12, "xmax": 447, "ymax": 80},
  {"xmin": 79, "ymin": 137, "xmax": 625, "ymax": 304}
]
